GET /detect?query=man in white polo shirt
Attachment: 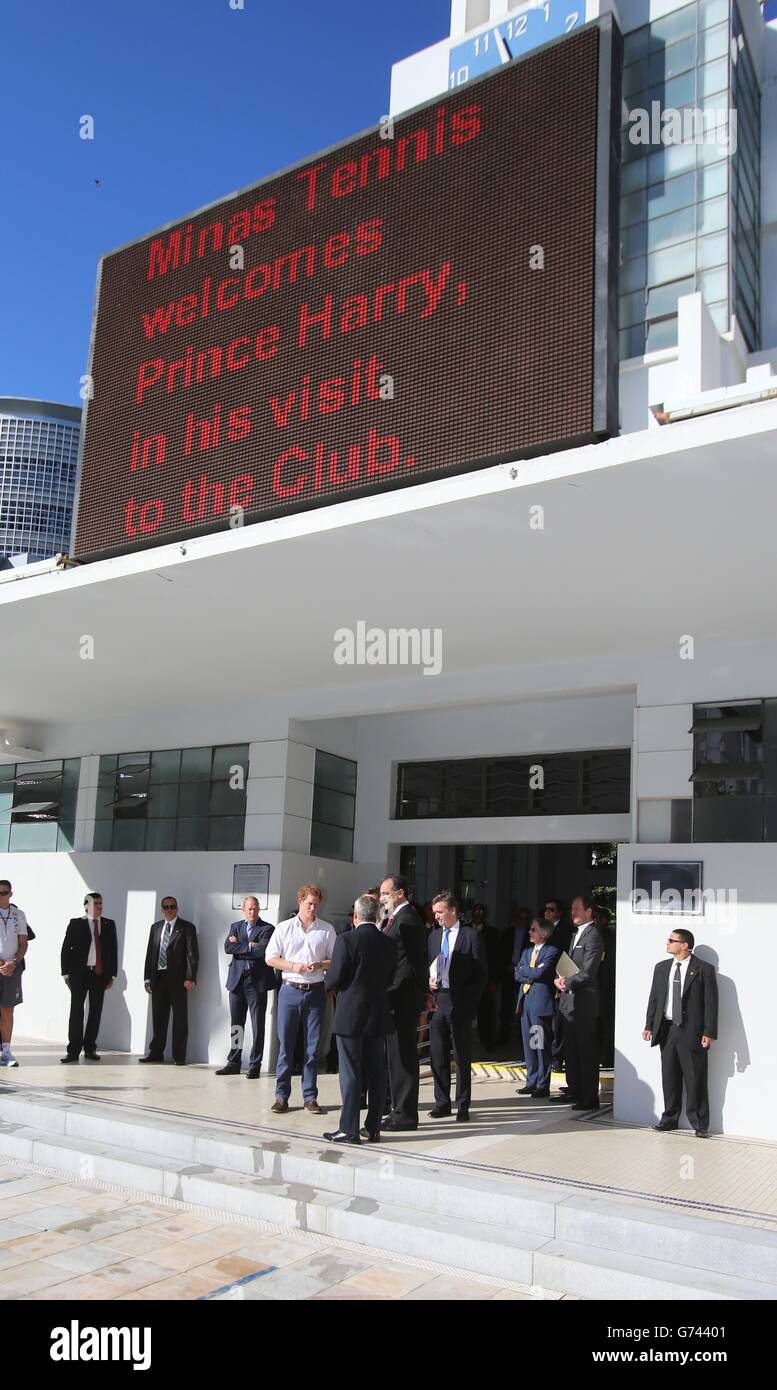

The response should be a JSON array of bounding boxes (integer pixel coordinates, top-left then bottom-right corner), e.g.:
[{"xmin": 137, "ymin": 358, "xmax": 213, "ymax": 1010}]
[
  {"xmin": 0, "ymin": 879, "xmax": 29, "ymax": 1067},
  {"xmin": 265, "ymin": 884, "xmax": 336, "ymax": 1115}
]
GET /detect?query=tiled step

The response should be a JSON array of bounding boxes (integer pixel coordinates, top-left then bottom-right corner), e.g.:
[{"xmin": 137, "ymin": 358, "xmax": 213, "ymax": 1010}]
[{"xmin": 1, "ymin": 1093, "xmax": 775, "ymax": 1300}]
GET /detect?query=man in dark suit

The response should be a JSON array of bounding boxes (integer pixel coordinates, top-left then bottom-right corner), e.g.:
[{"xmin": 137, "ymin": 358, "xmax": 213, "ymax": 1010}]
[
  {"xmin": 543, "ymin": 897, "xmax": 572, "ymax": 1074},
  {"xmin": 60, "ymin": 892, "xmax": 118, "ymax": 1063},
  {"xmin": 515, "ymin": 918, "xmax": 560, "ymax": 1098},
  {"xmin": 427, "ymin": 890, "xmax": 487, "ymax": 1122},
  {"xmin": 378, "ymin": 874, "xmax": 427, "ymax": 1131},
  {"xmin": 216, "ymin": 895, "xmax": 275, "ymax": 1078},
  {"xmin": 323, "ymin": 894, "xmax": 397, "ymax": 1145},
  {"xmin": 140, "ymin": 896, "xmax": 198, "ymax": 1065},
  {"xmin": 553, "ymin": 894, "xmax": 603, "ymax": 1112},
  {"xmin": 644, "ymin": 928, "xmax": 718, "ymax": 1138}
]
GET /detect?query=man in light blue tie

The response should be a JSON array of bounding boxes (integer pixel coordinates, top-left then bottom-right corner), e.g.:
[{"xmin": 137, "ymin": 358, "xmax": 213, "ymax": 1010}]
[{"xmin": 426, "ymin": 891, "xmax": 487, "ymax": 1122}]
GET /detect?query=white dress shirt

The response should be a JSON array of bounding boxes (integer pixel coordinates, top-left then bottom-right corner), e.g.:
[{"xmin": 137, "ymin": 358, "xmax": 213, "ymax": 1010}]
[
  {"xmin": 570, "ymin": 920, "xmax": 593, "ymax": 954},
  {"xmin": 664, "ymin": 952, "xmax": 692, "ymax": 1020},
  {"xmin": 265, "ymin": 915, "xmax": 337, "ymax": 984},
  {"xmin": 433, "ymin": 921, "xmax": 460, "ymax": 989},
  {"xmin": 85, "ymin": 915, "xmax": 101, "ymax": 967}
]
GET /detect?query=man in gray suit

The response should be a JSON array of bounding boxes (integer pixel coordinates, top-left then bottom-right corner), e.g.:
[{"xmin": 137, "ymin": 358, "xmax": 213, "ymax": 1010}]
[{"xmin": 552, "ymin": 894, "xmax": 602, "ymax": 1112}]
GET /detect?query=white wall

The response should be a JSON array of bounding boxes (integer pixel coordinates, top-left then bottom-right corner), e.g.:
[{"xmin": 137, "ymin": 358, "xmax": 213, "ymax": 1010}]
[{"xmin": 615, "ymin": 843, "xmax": 777, "ymax": 1140}]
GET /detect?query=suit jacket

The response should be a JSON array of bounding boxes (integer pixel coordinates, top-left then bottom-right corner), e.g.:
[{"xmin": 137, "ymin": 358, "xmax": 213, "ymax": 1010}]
[
  {"xmin": 383, "ymin": 903, "xmax": 427, "ymax": 1009},
  {"xmin": 224, "ymin": 917, "xmax": 276, "ymax": 993},
  {"xmin": 61, "ymin": 916, "xmax": 118, "ymax": 979},
  {"xmin": 327, "ymin": 922, "xmax": 397, "ymax": 1038},
  {"xmin": 548, "ymin": 918, "xmax": 574, "ymax": 958},
  {"xmin": 645, "ymin": 954, "xmax": 718, "ymax": 1051},
  {"xmin": 428, "ymin": 924, "xmax": 487, "ymax": 1015},
  {"xmin": 144, "ymin": 918, "xmax": 198, "ymax": 986},
  {"xmin": 514, "ymin": 941, "xmax": 560, "ymax": 1020},
  {"xmin": 557, "ymin": 922, "xmax": 602, "ymax": 1022}
]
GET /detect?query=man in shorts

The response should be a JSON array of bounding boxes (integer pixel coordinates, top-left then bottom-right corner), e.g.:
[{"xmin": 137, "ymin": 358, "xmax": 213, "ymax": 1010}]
[{"xmin": 0, "ymin": 879, "xmax": 29, "ymax": 1066}]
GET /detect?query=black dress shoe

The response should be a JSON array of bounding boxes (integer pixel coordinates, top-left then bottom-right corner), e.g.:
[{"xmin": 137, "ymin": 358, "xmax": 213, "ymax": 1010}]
[
  {"xmin": 653, "ymin": 1122, "xmax": 678, "ymax": 1132},
  {"xmin": 138, "ymin": 1055, "xmax": 164, "ymax": 1064},
  {"xmin": 531, "ymin": 1090, "xmax": 550, "ymax": 1098},
  {"xmin": 60, "ymin": 1055, "xmax": 79, "ymax": 1064},
  {"xmin": 429, "ymin": 1104, "xmax": 452, "ymax": 1119},
  {"xmin": 550, "ymin": 1095, "xmax": 574, "ymax": 1104},
  {"xmin": 174, "ymin": 1060, "xmax": 186, "ymax": 1067},
  {"xmin": 694, "ymin": 1129, "xmax": 709, "ymax": 1138},
  {"xmin": 216, "ymin": 1066, "xmax": 240, "ymax": 1076},
  {"xmin": 323, "ymin": 1130, "xmax": 360, "ymax": 1145},
  {"xmin": 84, "ymin": 1051, "xmax": 101, "ymax": 1061},
  {"xmin": 359, "ymin": 1127, "xmax": 381, "ymax": 1142},
  {"xmin": 382, "ymin": 1117, "xmax": 418, "ymax": 1132},
  {"xmin": 245, "ymin": 1067, "xmax": 261, "ymax": 1079},
  {"xmin": 517, "ymin": 1085, "xmax": 535, "ymax": 1094},
  {"xmin": 572, "ymin": 1102, "xmax": 600, "ymax": 1112},
  {"xmin": 456, "ymin": 1108, "xmax": 470, "ymax": 1123}
]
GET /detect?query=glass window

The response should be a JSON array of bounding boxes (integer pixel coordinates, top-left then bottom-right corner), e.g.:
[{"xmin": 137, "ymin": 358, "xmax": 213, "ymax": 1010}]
[
  {"xmin": 648, "ymin": 34, "xmax": 696, "ymax": 84},
  {"xmin": 698, "ymin": 231, "xmax": 727, "ymax": 269},
  {"xmin": 646, "ymin": 316, "xmax": 679, "ymax": 351},
  {"xmin": 622, "ymin": 157, "xmax": 648, "ymax": 195},
  {"xmin": 150, "ymin": 749, "xmax": 180, "ymax": 784},
  {"xmin": 621, "ymin": 190, "xmax": 647, "ymax": 228},
  {"xmin": 647, "ymin": 205, "xmax": 695, "ymax": 252},
  {"xmin": 700, "ymin": 21, "xmax": 729, "ymax": 62},
  {"xmin": 701, "ymin": 56, "xmax": 729, "ymax": 99},
  {"xmin": 701, "ymin": 266, "xmax": 727, "ymax": 302},
  {"xmin": 180, "ymin": 747, "xmax": 212, "ymax": 782},
  {"xmin": 147, "ymin": 784, "xmax": 178, "ymax": 818},
  {"xmin": 646, "ymin": 171, "xmax": 695, "ymax": 220},
  {"xmin": 314, "ymin": 749, "xmax": 357, "ymax": 796},
  {"xmin": 646, "ymin": 276, "xmax": 695, "ymax": 319},
  {"xmin": 648, "ymin": 142, "xmax": 696, "ymax": 184},
  {"xmin": 700, "ymin": 0, "xmax": 730, "ymax": 28},
  {"xmin": 312, "ymin": 750, "xmax": 356, "ymax": 861},
  {"xmin": 698, "ymin": 194, "xmax": 727, "ymax": 234},
  {"xmin": 145, "ymin": 819, "xmax": 176, "ymax": 851},
  {"xmin": 310, "ymin": 823, "xmax": 354, "ymax": 862},
  {"xmin": 620, "ymin": 256, "xmax": 648, "ymax": 294},
  {"xmin": 648, "ymin": 239, "xmax": 696, "ymax": 285},
  {"xmin": 619, "ymin": 289, "xmax": 647, "ymax": 328},
  {"xmin": 176, "ymin": 818, "xmax": 209, "ymax": 851},
  {"xmin": 177, "ymin": 782, "xmax": 210, "ymax": 818},
  {"xmin": 622, "ymin": 223, "xmax": 648, "ymax": 260},
  {"xmin": 650, "ymin": 4, "xmax": 696, "ymax": 49},
  {"xmin": 698, "ymin": 161, "xmax": 727, "ymax": 200},
  {"xmin": 207, "ymin": 816, "xmax": 245, "ymax": 851}
]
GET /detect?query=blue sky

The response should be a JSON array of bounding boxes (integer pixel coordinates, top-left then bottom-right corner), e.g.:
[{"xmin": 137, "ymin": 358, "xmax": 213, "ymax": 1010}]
[{"xmin": 0, "ymin": 0, "xmax": 450, "ymax": 407}]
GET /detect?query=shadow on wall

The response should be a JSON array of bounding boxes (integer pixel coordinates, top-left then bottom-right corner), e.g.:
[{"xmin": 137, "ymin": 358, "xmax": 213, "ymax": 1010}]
[
  {"xmin": 612, "ymin": 1047, "xmax": 657, "ymax": 1125},
  {"xmin": 694, "ymin": 947, "xmax": 750, "ymax": 1136}
]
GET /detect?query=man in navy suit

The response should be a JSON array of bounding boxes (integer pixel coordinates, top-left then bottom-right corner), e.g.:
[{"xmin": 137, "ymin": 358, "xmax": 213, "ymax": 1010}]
[
  {"xmin": 61, "ymin": 892, "xmax": 118, "ymax": 1063},
  {"xmin": 427, "ymin": 890, "xmax": 487, "ymax": 1122},
  {"xmin": 216, "ymin": 896, "xmax": 276, "ymax": 1078},
  {"xmin": 514, "ymin": 918, "xmax": 559, "ymax": 1098},
  {"xmin": 323, "ymin": 894, "xmax": 397, "ymax": 1144}
]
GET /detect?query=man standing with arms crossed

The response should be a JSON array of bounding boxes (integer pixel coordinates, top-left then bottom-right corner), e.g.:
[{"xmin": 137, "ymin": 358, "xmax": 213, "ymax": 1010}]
[
  {"xmin": 265, "ymin": 884, "xmax": 336, "ymax": 1115},
  {"xmin": 0, "ymin": 880, "xmax": 28, "ymax": 1067},
  {"xmin": 216, "ymin": 895, "xmax": 275, "ymax": 1078}
]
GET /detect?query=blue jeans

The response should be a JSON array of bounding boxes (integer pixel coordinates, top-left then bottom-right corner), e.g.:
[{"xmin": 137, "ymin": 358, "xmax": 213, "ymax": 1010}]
[{"xmin": 275, "ymin": 982, "xmax": 325, "ymax": 1101}]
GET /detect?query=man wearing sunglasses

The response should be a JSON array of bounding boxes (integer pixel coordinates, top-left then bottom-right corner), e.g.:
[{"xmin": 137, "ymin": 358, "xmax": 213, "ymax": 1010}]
[
  {"xmin": 643, "ymin": 928, "xmax": 718, "ymax": 1138},
  {"xmin": 140, "ymin": 896, "xmax": 198, "ymax": 1065},
  {"xmin": 0, "ymin": 880, "xmax": 28, "ymax": 1066}
]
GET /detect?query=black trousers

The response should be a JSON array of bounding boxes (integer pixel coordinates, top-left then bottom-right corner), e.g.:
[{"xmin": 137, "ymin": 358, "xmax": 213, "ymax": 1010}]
[
  {"xmin": 561, "ymin": 1013, "xmax": 600, "ymax": 1109},
  {"xmin": 225, "ymin": 976, "xmax": 267, "ymax": 1071},
  {"xmin": 660, "ymin": 1023, "xmax": 710, "ymax": 1131},
  {"xmin": 67, "ymin": 968, "xmax": 107, "ymax": 1056},
  {"xmin": 337, "ymin": 1034, "xmax": 386, "ymax": 1138},
  {"xmin": 550, "ymin": 1003, "xmax": 565, "ymax": 1066},
  {"xmin": 386, "ymin": 981, "xmax": 420, "ymax": 1124},
  {"xmin": 149, "ymin": 974, "xmax": 188, "ymax": 1063},
  {"xmin": 430, "ymin": 991, "xmax": 473, "ymax": 1110}
]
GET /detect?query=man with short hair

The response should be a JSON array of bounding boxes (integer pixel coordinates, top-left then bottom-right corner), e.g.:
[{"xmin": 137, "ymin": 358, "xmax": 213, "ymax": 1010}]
[
  {"xmin": 216, "ymin": 895, "xmax": 275, "ymax": 1078},
  {"xmin": 427, "ymin": 891, "xmax": 487, "ymax": 1122},
  {"xmin": 265, "ymin": 884, "xmax": 336, "ymax": 1115},
  {"xmin": 323, "ymin": 894, "xmax": 397, "ymax": 1145},
  {"xmin": 0, "ymin": 880, "xmax": 28, "ymax": 1067},
  {"xmin": 553, "ymin": 894, "xmax": 603, "ymax": 1112},
  {"xmin": 378, "ymin": 873, "xmax": 427, "ymax": 1131},
  {"xmin": 140, "ymin": 897, "xmax": 198, "ymax": 1065},
  {"xmin": 61, "ymin": 892, "xmax": 118, "ymax": 1063},
  {"xmin": 515, "ymin": 918, "xmax": 559, "ymax": 1098},
  {"xmin": 644, "ymin": 928, "xmax": 718, "ymax": 1138}
]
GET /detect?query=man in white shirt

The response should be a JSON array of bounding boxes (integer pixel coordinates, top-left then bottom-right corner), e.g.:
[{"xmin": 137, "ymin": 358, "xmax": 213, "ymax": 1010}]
[
  {"xmin": 266, "ymin": 884, "xmax": 336, "ymax": 1115},
  {"xmin": 0, "ymin": 879, "xmax": 29, "ymax": 1067}
]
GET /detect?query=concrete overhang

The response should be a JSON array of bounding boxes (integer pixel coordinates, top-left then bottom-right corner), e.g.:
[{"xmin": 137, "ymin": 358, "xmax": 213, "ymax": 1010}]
[{"xmin": 2, "ymin": 400, "xmax": 776, "ymax": 728}]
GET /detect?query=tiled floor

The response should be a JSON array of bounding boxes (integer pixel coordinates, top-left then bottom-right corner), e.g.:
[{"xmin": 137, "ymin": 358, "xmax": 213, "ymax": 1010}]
[
  {"xmin": 2, "ymin": 1039, "xmax": 774, "ymax": 1231},
  {"xmin": 0, "ymin": 1162, "xmax": 545, "ymax": 1301}
]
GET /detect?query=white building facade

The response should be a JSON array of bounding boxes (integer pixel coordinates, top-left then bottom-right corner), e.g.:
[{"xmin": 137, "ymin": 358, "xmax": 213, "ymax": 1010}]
[{"xmin": 1, "ymin": 0, "xmax": 776, "ymax": 1140}]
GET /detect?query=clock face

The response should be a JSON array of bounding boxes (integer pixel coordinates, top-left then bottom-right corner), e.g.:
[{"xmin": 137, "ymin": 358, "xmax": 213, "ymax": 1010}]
[{"xmin": 448, "ymin": 2, "xmax": 583, "ymax": 90}]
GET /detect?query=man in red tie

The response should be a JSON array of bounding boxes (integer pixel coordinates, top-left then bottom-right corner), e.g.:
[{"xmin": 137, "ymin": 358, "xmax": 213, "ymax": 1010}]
[{"xmin": 61, "ymin": 893, "xmax": 118, "ymax": 1063}]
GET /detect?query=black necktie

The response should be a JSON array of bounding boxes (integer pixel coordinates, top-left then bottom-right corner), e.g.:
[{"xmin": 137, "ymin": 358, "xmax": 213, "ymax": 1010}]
[{"xmin": 671, "ymin": 962, "xmax": 683, "ymax": 1024}]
